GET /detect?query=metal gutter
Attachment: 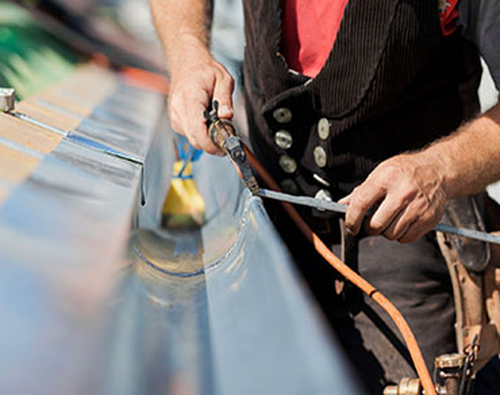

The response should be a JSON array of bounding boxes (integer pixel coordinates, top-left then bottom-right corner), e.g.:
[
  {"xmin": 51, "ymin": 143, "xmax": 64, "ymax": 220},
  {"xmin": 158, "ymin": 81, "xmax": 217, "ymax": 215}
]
[
  {"xmin": 0, "ymin": 70, "xmax": 357, "ymax": 394},
  {"xmin": 100, "ymin": 150, "xmax": 358, "ymax": 395}
]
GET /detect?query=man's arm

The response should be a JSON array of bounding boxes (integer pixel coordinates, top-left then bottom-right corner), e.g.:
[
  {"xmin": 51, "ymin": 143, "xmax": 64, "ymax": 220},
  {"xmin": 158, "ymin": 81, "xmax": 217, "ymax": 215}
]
[
  {"xmin": 342, "ymin": 100, "xmax": 500, "ymax": 243},
  {"xmin": 150, "ymin": 0, "xmax": 234, "ymax": 154}
]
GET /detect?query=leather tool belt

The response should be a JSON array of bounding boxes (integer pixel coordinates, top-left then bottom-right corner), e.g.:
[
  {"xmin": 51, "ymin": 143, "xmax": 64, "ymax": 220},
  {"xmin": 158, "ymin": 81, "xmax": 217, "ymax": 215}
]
[{"xmin": 437, "ymin": 193, "xmax": 500, "ymax": 372}]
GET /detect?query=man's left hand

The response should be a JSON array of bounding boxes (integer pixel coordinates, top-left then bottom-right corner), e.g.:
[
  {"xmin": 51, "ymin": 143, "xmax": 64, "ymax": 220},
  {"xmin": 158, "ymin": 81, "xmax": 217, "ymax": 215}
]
[{"xmin": 340, "ymin": 152, "xmax": 449, "ymax": 243}]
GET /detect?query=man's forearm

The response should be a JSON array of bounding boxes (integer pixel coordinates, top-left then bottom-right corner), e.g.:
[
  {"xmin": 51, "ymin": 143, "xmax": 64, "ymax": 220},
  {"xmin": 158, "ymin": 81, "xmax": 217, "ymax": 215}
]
[
  {"xmin": 429, "ymin": 99, "xmax": 500, "ymax": 198},
  {"xmin": 149, "ymin": 0, "xmax": 234, "ymax": 154},
  {"xmin": 149, "ymin": 0, "xmax": 213, "ymax": 72}
]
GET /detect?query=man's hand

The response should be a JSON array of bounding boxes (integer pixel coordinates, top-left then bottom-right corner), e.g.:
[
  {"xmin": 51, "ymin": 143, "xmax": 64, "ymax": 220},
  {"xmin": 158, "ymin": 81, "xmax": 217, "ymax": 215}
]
[
  {"xmin": 168, "ymin": 39, "xmax": 234, "ymax": 155},
  {"xmin": 340, "ymin": 152, "xmax": 449, "ymax": 243},
  {"xmin": 339, "ymin": 100, "xmax": 500, "ymax": 244}
]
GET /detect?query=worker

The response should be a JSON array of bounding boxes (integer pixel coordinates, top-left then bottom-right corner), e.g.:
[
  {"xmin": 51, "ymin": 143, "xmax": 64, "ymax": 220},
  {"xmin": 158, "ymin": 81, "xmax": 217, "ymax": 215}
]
[{"xmin": 150, "ymin": 0, "xmax": 500, "ymax": 393}]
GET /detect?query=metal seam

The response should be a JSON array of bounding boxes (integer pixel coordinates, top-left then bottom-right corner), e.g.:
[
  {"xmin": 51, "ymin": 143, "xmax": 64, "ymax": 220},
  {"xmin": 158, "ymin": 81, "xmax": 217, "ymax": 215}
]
[
  {"xmin": 9, "ymin": 110, "xmax": 144, "ymax": 167},
  {"xmin": 64, "ymin": 134, "xmax": 144, "ymax": 166},
  {"xmin": 11, "ymin": 111, "xmax": 67, "ymax": 136}
]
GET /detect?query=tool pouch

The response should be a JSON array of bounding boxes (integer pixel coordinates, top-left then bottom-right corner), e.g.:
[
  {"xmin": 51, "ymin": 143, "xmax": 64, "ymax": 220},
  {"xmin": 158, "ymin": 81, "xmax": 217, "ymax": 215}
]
[{"xmin": 437, "ymin": 193, "xmax": 500, "ymax": 372}]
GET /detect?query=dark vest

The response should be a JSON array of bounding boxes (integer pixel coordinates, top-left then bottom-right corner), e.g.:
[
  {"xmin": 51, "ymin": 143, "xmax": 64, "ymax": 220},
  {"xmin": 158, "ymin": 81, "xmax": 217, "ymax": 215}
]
[{"xmin": 242, "ymin": 0, "xmax": 482, "ymax": 201}]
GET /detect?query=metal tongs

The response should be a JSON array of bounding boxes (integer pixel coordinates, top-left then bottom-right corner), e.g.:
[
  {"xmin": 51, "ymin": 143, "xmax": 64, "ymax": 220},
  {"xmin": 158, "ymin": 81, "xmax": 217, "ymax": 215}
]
[{"xmin": 204, "ymin": 101, "xmax": 259, "ymax": 194}]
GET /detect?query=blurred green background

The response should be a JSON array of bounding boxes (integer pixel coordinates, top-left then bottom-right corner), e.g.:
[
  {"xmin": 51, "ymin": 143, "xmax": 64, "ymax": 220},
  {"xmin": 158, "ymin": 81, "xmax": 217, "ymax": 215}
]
[{"xmin": 0, "ymin": 3, "xmax": 81, "ymax": 100}]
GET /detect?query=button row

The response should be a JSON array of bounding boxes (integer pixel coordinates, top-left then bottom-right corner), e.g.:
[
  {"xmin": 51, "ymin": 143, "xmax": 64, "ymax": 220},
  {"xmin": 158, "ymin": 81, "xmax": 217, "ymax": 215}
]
[
  {"xmin": 273, "ymin": 108, "xmax": 330, "ymax": 173},
  {"xmin": 273, "ymin": 108, "xmax": 330, "ymax": 140},
  {"xmin": 279, "ymin": 147, "xmax": 326, "ymax": 174}
]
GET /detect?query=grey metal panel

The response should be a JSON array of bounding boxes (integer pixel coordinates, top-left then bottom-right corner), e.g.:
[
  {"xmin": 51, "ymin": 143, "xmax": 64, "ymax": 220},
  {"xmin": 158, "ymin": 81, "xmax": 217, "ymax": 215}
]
[
  {"xmin": 73, "ymin": 83, "xmax": 163, "ymax": 160},
  {"xmin": 0, "ymin": 78, "xmax": 165, "ymax": 394}
]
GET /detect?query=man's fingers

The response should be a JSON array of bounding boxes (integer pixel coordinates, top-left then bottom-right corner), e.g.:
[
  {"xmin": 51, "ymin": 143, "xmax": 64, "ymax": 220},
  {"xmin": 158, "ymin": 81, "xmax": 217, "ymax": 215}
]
[
  {"xmin": 398, "ymin": 221, "xmax": 425, "ymax": 244},
  {"xmin": 345, "ymin": 182, "xmax": 386, "ymax": 235},
  {"xmin": 184, "ymin": 102, "xmax": 221, "ymax": 155},
  {"xmin": 168, "ymin": 59, "xmax": 235, "ymax": 155},
  {"xmin": 212, "ymin": 70, "xmax": 234, "ymax": 119},
  {"xmin": 183, "ymin": 69, "xmax": 233, "ymax": 155},
  {"xmin": 365, "ymin": 195, "xmax": 408, "ymax": 235},
  {"xmin": 397, "ymin": 205, "xmax": 438, "ymax": 243},
  {"xmin": 382, "ymin": 207, "xmax": 413, "ymax": 241}
]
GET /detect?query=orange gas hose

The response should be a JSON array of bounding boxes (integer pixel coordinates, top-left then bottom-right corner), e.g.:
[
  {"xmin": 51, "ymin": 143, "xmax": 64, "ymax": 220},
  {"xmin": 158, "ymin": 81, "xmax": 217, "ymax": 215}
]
[{"xmin": 243, "ymin": 144, "xmax": 436, "ymax": 395}]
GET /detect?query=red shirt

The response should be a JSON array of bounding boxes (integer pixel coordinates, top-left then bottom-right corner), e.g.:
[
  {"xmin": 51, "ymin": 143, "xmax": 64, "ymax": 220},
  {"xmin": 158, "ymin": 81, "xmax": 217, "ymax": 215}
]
[
  {"xmin": 280, "ymin": 0, "xmax": 460, "ymax": 78},
  {"xmin": 280, "ymin": 0, "xmax": 349, "ymax": 78}
]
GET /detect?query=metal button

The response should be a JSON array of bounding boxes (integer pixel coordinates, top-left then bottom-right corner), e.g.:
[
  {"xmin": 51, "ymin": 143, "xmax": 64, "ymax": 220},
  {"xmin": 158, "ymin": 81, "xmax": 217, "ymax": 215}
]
[
  {"xmin": 314, "ymin": 189, "xmax": 332, "ymax": 211},
  {"xmin": 273, "ymin": 107, "xmax": 292, "ymax": 124},
  {"xmin": 274, "ymin": 130, "xmax": 293, "ymax": 150},
  {"xmin": 313, "ymin": 146, "xmax": 327, "ymax": 168},
  {"xmin": 317, "ymin": 118, "xmax": 331, "ymax": 140},
  {"xmin": 281, "ymin": 179, "xmax": 299, "ymax": 194},
  {"xmin": 279, "ymin": 155, "xmax": 297, "ymax": 174},
  {"xmin": 0, "ymin": 88, "xmax": 15, "ymax": 113}
]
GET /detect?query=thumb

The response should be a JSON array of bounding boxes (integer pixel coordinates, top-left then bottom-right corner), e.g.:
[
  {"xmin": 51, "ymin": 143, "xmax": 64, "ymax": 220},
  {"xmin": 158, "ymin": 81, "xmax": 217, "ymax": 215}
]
[{"xmin": 213, "ymin": 71, "xmax": 235, "ymax": 119}]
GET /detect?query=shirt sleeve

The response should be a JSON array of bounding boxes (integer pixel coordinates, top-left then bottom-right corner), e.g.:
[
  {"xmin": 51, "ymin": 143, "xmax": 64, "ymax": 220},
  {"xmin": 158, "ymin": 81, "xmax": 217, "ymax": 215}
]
[{"xmin": 459, "ymin": 0, "xmax": 500, "ymax": 91}]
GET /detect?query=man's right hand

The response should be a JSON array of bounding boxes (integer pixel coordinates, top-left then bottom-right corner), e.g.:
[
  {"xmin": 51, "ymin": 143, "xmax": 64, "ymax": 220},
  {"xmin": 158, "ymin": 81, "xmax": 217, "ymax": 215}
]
[{"xmin": 168, "ymin": 38, "xmax": 235, "ymax": 155}]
